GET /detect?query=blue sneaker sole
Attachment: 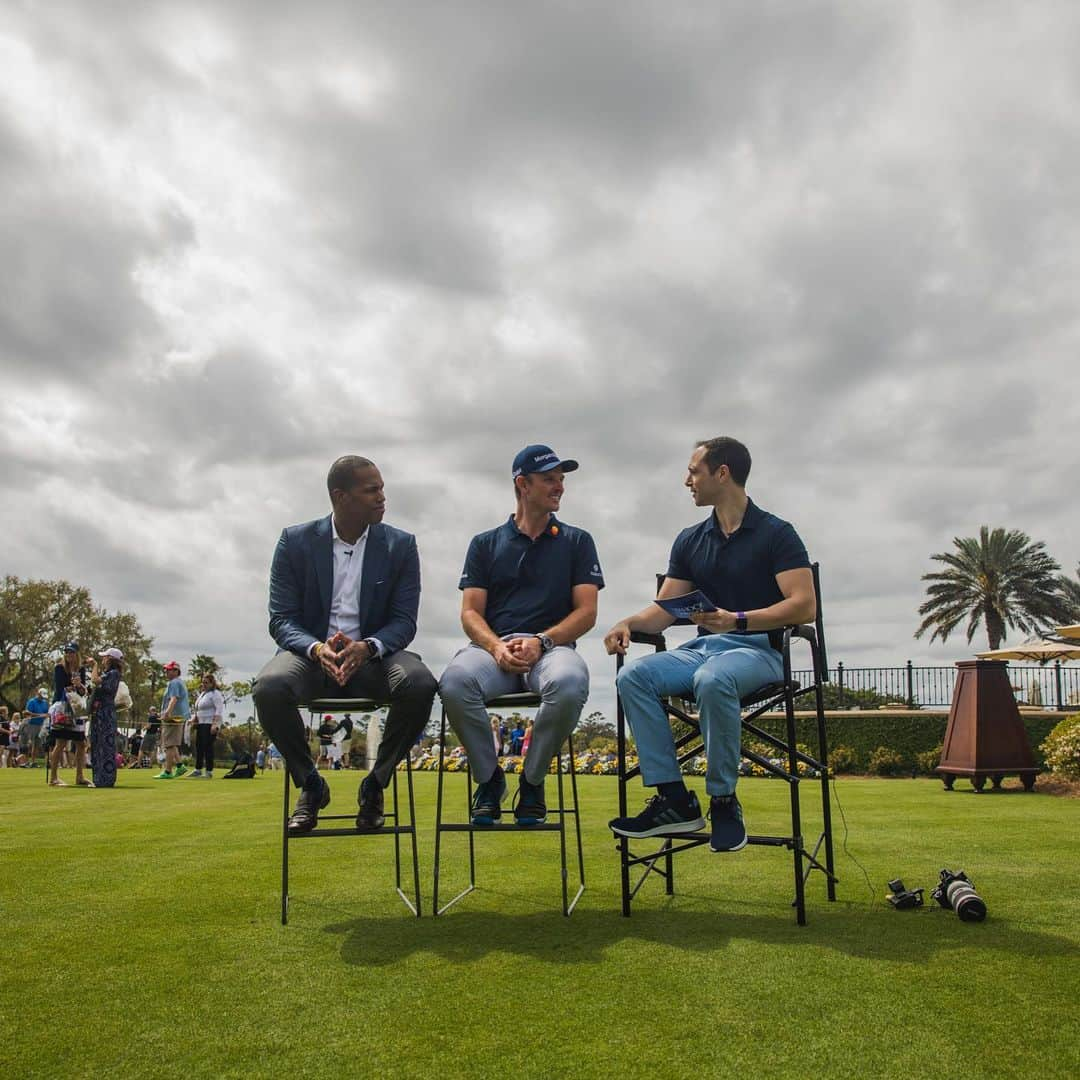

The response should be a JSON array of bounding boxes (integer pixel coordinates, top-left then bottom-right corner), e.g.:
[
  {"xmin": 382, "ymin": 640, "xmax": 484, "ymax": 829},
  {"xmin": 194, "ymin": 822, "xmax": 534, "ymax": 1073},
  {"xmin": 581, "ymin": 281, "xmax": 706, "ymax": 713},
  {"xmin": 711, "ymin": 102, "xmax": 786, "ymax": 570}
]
[
  {"xmin": 471, "ymin": 814, "xmax": 501, "ymax": 826},
  {"xmin": 514, "ymin": 814, "xmax": 547, "ymax": 826}
]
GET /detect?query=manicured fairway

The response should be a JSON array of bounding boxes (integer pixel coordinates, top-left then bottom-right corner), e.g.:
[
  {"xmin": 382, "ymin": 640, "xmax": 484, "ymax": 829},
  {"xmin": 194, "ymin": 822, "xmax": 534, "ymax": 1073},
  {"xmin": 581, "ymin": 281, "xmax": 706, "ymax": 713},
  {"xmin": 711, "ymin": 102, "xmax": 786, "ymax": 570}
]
[{"xmin": 2, "ymin": 768, "xmax": 1078, "ymax": 1079}]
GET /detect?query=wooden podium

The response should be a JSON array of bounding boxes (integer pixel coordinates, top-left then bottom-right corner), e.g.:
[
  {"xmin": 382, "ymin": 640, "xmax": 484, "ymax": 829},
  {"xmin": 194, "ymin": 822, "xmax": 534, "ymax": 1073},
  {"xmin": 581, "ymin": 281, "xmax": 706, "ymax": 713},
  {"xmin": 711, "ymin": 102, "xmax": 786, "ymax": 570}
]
[{"xmin": 937, "ymin": 659, "xmax": 1040, "ymax": 791}]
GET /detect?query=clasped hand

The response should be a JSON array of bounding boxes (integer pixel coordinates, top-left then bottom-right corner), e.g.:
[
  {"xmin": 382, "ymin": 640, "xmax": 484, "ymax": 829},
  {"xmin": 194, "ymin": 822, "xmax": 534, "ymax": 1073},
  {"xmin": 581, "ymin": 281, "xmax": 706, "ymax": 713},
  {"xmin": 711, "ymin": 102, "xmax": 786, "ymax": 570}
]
[
  {"xmin": 317, "ymin": 630, "xmax": 371, "ymax": 686},
  {"xmin": 492, "ymin": 636, "xmax": 541, "ymax": 673}
]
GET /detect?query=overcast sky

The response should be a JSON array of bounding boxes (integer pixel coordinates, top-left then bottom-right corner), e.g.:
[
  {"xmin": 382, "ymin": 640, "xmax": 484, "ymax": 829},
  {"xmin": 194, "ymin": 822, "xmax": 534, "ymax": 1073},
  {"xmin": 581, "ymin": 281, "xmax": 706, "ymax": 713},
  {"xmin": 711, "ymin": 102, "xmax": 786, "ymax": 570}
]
[{"xmin": 2, "ymin": 1, "xmax": 1078, "ymax": 719}]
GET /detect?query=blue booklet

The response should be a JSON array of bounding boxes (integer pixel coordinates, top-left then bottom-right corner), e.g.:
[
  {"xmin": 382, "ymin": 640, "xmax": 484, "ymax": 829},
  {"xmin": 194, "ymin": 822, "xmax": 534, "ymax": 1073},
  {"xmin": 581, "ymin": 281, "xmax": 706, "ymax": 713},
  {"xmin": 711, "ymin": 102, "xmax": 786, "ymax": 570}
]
[{"xmin": 654, "ymin": 589, "xmax": 718, "ymax": 619}]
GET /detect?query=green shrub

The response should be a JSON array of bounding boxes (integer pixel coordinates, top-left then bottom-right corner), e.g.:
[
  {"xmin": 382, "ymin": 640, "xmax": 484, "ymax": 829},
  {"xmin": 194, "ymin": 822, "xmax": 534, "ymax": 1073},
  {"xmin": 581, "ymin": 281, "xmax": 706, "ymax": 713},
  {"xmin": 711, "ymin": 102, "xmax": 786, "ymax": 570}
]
[
  {"xmin": 818, "ymin": 684, "xmax": 895, "ymax": 709},
  {"xmin": 828, "ymin": 745, "xmax": 860, "ymax": 774},
  {"xmin": 915, "ymin": 744, "xmax": 943, "ymax": 775},
  {"xmin": 749, "ymin": 713, "xmax": 1056, "ymax": 769},
  {"xmin": 867, "ymin": 746, "xmax": 906, "ymax": 776},
  {"xmin": 743, "ymin": 739, "xmax": 775, "ymax": 760},
  {"xmin": 1040, "ymin": 713, "xmax": 1080, "ymax": 779}
]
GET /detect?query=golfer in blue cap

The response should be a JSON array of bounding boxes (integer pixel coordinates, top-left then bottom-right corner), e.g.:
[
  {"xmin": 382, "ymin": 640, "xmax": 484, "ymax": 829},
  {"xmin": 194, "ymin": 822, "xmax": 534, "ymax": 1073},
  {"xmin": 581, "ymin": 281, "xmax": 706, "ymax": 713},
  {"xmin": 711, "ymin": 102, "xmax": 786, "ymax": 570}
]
[{"xmin": 439, "ymin": 444, "xmax": 604, "ymax": 825}]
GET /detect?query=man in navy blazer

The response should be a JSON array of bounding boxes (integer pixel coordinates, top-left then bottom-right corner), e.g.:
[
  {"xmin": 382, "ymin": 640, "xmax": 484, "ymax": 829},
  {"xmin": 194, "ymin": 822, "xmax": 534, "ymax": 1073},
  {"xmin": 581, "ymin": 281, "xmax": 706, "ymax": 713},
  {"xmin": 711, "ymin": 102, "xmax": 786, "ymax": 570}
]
[{"xmin": 253, "ymin": 455, "xmax": 437, "ymax": 834}]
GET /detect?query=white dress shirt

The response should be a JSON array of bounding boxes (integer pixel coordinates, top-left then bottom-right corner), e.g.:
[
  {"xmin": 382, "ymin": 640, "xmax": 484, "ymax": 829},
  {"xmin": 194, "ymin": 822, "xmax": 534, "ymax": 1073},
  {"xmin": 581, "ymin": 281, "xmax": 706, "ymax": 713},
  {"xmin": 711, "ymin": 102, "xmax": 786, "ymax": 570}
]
[
  {"xmin": 329, "ymin": 520, "xmax": 368, "ymax": 641},
  {"xmin": 308, "ymin": 519, "xmax": 384, "ymax": 659}
]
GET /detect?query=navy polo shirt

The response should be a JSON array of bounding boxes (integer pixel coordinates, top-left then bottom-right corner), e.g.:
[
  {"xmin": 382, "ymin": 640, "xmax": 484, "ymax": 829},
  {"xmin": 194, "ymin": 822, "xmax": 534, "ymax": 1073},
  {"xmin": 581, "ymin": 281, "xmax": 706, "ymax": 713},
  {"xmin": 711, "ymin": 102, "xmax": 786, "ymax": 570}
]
[
  {"xmin": 667, "ymin": 499, "xmax": 810, "ymax": 643},
  {"xmin": 459, "ymin": 515, "xmax": 605, "ymax": 637}
]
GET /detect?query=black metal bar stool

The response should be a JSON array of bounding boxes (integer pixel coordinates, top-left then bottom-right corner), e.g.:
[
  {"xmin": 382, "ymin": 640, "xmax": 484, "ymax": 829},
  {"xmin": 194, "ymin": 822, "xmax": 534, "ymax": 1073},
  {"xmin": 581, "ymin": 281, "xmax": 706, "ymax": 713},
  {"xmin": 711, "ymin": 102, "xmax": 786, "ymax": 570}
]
[
  {"xmin": 280, "ymin": 696, "xmax": 421, "ymax": 924},
  {"xmin": 432, "ymin": 692, "xmax": 585, "ymax": 917}
]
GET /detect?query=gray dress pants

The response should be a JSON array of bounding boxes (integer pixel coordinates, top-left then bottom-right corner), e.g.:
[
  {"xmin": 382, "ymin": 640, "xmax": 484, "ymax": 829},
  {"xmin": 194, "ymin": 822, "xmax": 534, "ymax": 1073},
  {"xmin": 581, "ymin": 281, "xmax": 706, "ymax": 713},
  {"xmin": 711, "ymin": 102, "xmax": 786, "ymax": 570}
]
[
  {"xmin": 438, "ymin": 642, "xmax": 589, "ymax": 785},
  {"xmin": 253, "ymin": 649, "xmax": 437, "ymax": 790}
]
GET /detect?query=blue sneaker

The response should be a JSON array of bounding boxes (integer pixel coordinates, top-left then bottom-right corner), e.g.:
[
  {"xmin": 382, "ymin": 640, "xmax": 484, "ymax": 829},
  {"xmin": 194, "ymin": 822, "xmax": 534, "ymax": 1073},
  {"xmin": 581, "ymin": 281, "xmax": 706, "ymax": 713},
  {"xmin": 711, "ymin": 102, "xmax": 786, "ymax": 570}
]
[
  {"xmin": 513, "ymin": 776, "xmax": 547, "ymax": 826},
  {"xmin": 709, "ymin": 794, "xmax": 748, "ymax": 852},
  {"xmin": 609, "ymin": 791, "xmax": 704, "ymax": 838},
  {"xmin": 471, "ymin": 766, "xmax": 507, "ymax": 826}
]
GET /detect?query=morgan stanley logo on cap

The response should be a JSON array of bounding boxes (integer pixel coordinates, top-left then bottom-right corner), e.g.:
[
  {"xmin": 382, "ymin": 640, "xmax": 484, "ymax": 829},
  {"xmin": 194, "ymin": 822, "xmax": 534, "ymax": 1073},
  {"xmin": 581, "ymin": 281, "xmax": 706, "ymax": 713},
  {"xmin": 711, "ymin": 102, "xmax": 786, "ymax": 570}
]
[{"xmin": 512, "ymin": 444, "xmax": 580, "ymax": 478}]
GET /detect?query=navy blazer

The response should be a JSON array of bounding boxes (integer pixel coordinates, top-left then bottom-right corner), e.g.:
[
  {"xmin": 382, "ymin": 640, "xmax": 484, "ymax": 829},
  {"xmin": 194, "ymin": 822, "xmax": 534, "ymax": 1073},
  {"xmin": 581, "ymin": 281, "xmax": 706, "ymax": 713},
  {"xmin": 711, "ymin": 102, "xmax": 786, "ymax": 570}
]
[{"xmin": 268, "ymin": 515, "xmax": 421, "ymax": 658}]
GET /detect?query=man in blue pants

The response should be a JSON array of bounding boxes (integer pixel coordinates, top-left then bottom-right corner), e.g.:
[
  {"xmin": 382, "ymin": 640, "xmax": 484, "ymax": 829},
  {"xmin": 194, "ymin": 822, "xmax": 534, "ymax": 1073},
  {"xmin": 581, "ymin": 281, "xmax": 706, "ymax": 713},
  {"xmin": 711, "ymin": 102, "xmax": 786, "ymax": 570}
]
[{"xmin": 605, "ymin": 437, "xmax": 816, "ymax": 852}]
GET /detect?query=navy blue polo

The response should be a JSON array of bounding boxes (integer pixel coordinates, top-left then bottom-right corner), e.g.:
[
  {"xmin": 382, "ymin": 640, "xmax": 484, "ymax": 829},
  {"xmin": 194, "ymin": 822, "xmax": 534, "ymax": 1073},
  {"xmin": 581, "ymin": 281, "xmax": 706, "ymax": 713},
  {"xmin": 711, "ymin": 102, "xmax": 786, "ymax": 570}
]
[
  {"xmin": 667, "ymin": 499, "xmax": 810, "ymax": 642},
  {"xmin": 459, "ymin": 515, "xmax": 605, "ymax": 636}
]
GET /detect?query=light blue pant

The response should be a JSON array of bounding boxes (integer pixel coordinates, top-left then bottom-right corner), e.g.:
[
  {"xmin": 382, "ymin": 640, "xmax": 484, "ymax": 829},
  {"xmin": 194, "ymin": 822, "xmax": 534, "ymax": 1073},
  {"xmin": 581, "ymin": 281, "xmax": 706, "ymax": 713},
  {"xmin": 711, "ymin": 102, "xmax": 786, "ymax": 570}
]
[
  {"xmin": 439, "ymin": 639, "xmax": 589, "ymax": 786},
  {"xmin": 616, "ymin": 633, "xmax": 783, "ymax": 797}
]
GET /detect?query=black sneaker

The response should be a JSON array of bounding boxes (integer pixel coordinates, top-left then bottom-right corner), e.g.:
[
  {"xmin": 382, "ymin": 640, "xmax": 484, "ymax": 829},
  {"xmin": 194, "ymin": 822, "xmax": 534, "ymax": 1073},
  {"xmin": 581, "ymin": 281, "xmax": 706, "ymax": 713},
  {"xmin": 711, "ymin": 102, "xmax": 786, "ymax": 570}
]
[
  {"xmin": 356, "ymin": 774, "xmax": 385, "ymax": 831},
  {"xmin": 608, "ymin": 791, "xmax": 705, "ymax": 838},
  {"xmin": 709, "ymin": 794, "xmax": 748, "ymax": 852},
  {"xmin": 471, "ymin": 766, "xmax": 507, "ymax": 826},
  {"xmin": 513, "ymin": 776, "xmax": 547, "ymax": 826}
]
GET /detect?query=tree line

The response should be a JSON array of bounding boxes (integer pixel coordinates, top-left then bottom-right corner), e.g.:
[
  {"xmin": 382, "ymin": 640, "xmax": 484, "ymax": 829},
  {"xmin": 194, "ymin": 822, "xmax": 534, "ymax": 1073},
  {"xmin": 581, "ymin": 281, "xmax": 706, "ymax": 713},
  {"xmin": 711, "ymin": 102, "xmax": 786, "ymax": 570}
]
[{"xmin": 0, "ymin": 576, "xmax": 250, "ymax": 722}]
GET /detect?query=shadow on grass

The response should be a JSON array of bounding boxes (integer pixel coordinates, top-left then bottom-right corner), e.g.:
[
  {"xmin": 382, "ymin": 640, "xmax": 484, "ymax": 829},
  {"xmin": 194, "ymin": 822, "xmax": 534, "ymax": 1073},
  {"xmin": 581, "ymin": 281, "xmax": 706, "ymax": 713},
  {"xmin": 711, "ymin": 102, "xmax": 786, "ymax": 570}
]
[{"xmin": 321, "ymin": 900, "xmax": 1080, "ymax": 968}]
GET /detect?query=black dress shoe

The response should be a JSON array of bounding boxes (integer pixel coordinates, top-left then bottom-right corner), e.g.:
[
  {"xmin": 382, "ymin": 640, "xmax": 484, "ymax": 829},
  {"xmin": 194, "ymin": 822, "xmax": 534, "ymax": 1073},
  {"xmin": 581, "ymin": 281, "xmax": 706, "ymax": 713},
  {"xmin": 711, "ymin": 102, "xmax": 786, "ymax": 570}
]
[
  {"xmin": 287, "ymin": 777, "xmax": 331, "ymax": 834},
  {"xmin": 356, "ymin": 774, "xmax": 385, "ymax": 830}
]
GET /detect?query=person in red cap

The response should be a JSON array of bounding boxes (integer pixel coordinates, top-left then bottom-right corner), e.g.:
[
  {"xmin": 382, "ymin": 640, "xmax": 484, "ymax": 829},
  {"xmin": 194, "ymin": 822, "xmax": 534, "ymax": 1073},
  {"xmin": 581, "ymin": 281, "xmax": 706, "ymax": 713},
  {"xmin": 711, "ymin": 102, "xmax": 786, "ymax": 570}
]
[{"xmin": 156, "ymin": 660, "xmax": 190, "ymax": 779}]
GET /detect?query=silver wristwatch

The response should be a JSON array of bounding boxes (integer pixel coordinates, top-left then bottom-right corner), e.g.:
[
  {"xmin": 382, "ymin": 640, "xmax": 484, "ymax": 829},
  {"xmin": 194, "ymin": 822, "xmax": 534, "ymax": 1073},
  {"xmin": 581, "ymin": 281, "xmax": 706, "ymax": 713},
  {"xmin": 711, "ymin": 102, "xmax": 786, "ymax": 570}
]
[{"xmin": 537, "ymin": 634, "xmax": 555, "ymax": 653}]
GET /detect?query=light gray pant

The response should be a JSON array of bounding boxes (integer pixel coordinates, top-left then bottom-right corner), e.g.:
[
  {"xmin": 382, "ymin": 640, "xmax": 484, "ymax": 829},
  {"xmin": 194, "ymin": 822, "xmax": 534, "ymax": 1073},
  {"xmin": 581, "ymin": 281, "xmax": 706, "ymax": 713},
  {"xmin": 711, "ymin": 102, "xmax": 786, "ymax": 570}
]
[{"xmin": 438, "ymin": 641, "xmax": 589, "ymax": 785}]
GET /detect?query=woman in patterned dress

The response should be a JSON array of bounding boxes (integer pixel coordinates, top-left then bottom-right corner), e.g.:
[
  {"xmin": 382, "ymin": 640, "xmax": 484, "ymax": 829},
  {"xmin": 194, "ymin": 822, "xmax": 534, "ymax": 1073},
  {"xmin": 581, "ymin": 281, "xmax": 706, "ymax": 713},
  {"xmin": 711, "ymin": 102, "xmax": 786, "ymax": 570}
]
[{"xmin": 89, "ymin": 647, "xmax": 124, "ymax": 788}]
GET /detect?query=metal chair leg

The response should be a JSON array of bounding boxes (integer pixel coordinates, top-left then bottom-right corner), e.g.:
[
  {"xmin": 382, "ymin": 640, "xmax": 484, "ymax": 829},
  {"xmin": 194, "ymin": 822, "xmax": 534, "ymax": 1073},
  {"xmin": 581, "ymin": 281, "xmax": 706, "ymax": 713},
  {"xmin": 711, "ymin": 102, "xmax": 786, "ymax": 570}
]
[
  {"xmin": 433, "ymin": 712, "xmax": 447, "ymax": 915},
  {"xmin": 281, "ymin": 766, "xmax": 290, "ymax": 926},
  {"xmin": 406, "ymin": 755, "xmax": 422, "ymax": 917}
]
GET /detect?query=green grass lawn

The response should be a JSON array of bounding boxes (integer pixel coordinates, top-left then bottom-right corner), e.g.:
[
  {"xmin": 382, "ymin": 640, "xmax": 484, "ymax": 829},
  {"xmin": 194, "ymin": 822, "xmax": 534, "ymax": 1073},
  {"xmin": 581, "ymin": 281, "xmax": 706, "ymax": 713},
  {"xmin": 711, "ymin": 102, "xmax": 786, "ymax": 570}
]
[{"xmin": 2, "ymin": 767, "xmax": 1078, "ymax": 1079}]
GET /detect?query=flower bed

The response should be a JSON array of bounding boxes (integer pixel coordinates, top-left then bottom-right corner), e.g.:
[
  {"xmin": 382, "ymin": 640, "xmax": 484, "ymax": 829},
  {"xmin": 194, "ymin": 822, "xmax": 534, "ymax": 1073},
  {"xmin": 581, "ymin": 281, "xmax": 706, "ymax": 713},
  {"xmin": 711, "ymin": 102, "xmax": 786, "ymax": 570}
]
[{"xmin": 402, "ymin": 747, "xmax": 818, "ymax": 777}]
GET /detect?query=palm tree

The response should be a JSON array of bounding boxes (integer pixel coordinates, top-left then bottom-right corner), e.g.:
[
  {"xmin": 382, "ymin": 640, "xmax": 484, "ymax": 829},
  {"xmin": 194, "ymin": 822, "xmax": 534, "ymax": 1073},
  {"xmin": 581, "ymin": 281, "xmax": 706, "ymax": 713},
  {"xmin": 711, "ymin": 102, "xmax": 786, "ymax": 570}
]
[
  {"xmin": 1058, "ymin": 565, "xmax": 1080, "ymax": 622},
  {"xmin": 915, "ymin": 526, "xmax": 1073, "ymax": 650}
]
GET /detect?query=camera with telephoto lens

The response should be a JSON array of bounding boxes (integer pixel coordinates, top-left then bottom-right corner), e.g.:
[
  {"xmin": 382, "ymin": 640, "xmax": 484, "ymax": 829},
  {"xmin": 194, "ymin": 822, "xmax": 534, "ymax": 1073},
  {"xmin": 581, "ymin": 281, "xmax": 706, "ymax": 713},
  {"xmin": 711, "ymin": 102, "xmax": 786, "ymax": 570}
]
[{"xmin": 931, "ymin": 868, "xmax": 987, "ymax": 922}]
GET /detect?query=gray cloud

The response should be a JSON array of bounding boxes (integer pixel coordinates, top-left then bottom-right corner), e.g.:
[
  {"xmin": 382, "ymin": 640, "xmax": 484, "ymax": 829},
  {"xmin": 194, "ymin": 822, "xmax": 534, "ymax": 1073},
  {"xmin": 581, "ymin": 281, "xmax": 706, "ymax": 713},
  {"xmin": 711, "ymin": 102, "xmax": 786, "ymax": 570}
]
[{"xmin": 2, "ymin": 1, "xmax": 1079, "ymax": 708}]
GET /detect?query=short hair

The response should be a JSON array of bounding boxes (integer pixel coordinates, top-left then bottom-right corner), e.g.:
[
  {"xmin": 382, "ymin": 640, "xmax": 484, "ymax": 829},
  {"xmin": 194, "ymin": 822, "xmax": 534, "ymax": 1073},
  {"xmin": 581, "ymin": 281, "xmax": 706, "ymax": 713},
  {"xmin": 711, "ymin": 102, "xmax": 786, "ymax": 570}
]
[
  {"xmin": 695, "ymin": 437, "xmax": 751, "ymax": 486},
  {"xmin": 327, "ymin": 455, "xmax": 375, "ymax": 496}
]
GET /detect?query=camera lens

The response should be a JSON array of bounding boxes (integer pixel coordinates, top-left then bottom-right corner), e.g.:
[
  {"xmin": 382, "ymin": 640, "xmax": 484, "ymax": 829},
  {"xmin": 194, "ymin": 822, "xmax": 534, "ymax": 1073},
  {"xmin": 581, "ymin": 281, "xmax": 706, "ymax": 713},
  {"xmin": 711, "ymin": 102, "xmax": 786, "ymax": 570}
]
[{"xmin": 946, "ymin": 879, "xmax": 987, "ymax": 922}]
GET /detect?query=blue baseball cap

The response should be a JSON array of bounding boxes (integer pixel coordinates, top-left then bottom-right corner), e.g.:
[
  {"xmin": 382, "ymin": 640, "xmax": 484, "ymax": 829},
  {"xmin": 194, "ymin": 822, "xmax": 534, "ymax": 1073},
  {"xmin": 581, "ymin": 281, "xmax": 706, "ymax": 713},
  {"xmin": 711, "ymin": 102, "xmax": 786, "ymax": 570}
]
[
  {"xmin": 512, "ymin": 444, "xmax": 579, "ymax": 479},
  {"xmin": 63, "ymin": 641, "xmax": 80, "ymax": 653}
]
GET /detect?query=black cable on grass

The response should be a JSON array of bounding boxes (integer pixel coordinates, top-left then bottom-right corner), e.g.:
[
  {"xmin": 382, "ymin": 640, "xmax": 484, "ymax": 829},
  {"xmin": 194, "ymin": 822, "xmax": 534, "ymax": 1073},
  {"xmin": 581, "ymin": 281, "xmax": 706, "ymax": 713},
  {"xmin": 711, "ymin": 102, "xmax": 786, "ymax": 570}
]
[{"xmin": 829, "ymin": 775, "xmax": 877, "ymax": 903}]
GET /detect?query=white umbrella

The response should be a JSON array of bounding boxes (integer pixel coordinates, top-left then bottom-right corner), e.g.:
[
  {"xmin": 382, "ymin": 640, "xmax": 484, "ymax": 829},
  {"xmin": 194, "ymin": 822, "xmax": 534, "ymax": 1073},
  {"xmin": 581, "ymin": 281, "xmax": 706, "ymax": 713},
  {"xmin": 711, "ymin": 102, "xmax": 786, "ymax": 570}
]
[{"xmin": 976, "ymin": 637, "xmax": 1080, "ymax": 664}]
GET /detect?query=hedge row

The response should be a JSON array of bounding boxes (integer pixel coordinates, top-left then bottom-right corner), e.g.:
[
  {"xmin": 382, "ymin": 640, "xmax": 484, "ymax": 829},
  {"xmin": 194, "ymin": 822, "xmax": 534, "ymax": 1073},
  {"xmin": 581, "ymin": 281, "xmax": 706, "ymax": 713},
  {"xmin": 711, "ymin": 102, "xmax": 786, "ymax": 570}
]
[{"xmin": 748, "ymin": 712, "xmax": 1061, "ymax": 771}]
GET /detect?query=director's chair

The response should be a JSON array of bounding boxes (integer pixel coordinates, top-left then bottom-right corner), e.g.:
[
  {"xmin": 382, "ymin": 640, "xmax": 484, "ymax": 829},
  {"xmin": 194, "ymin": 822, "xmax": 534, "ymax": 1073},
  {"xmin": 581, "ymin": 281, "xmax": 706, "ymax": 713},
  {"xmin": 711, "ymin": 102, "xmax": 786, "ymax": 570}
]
[{"xmin": 615, "ymin": 563, "xmax": 838, "ymax": 925}]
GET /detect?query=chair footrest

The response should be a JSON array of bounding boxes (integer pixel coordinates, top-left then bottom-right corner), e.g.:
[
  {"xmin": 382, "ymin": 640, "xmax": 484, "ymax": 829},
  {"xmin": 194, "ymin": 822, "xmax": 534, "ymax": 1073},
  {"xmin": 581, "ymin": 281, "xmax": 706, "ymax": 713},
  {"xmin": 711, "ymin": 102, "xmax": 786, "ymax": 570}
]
[
  {"xmin": 437, "ymin": 822, "xmax": 564, "ymax": 833},
  {"xmin": 291, "ymin": 826, "xmax": 415, "ymax": 838},
  {"xmin": 620, "ymin": 832, "xmax": 795, "ymax": 851},
  {"xmin": 747, "ymin": 834, "xmax": 794, "ymax": 849},
  {"xmin": 317, "ymin": 813, "xmax": 402, "ymax": 822}
]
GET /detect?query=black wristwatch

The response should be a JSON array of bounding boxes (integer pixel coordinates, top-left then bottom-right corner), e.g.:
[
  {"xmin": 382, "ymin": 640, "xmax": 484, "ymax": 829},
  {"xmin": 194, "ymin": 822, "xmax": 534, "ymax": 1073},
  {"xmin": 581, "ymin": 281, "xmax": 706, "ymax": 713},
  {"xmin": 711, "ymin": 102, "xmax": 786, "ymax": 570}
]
[
  {"xmin": 537, "ymin": 634, "xmax": 555, "ymax": 653},
  {"xmin": 363, "ymin": 638, "xmax": 381, "ymax": 660},
  {"xmin": 734, "ymin": 611, "xmax": 748, "ymax": 633}
]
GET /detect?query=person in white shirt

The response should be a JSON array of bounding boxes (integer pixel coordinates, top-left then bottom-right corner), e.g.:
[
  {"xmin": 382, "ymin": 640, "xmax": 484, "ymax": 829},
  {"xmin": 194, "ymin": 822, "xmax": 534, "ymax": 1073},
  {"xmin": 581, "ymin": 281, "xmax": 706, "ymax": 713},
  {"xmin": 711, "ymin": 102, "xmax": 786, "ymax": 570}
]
[
  {"xmin": 252, "ymin": 455, "xmax": 437, "ymax": 834},
  {"xmin": 190, "ymin": 674, "xmax": 225, "ymax": 778}
]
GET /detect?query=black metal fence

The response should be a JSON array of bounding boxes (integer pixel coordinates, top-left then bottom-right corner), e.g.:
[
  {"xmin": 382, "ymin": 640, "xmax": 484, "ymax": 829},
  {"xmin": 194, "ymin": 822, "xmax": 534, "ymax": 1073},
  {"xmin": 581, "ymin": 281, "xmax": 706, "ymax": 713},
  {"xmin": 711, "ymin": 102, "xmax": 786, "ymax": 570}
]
[{"xmin": 790, "ymin": 662, "xmax": 1080, "ymax": 711}]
